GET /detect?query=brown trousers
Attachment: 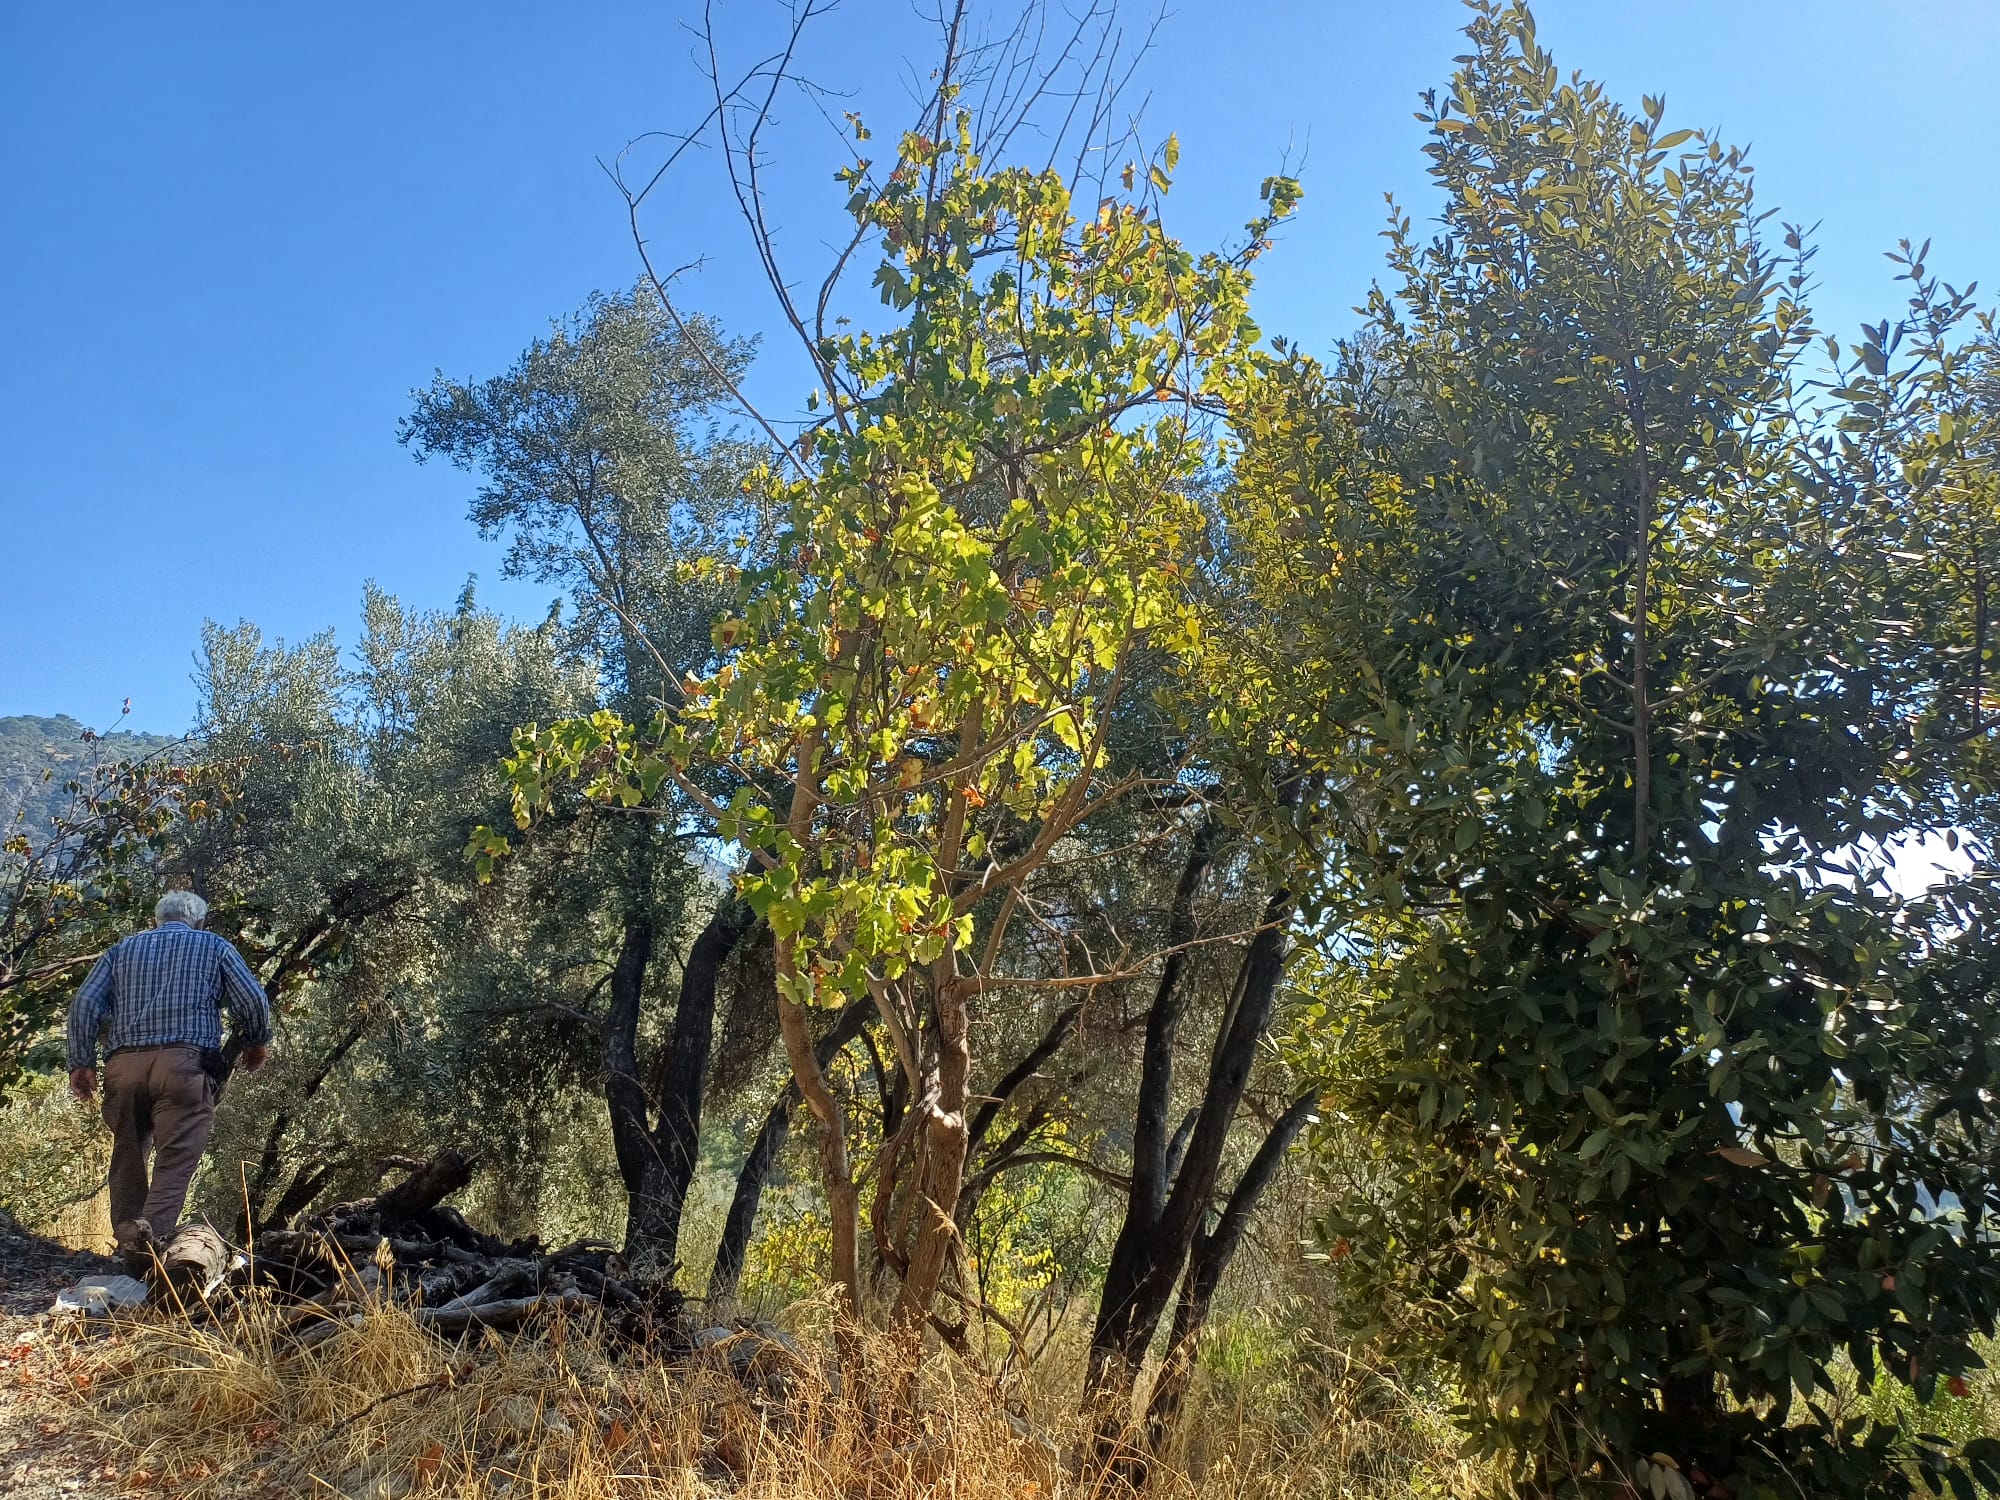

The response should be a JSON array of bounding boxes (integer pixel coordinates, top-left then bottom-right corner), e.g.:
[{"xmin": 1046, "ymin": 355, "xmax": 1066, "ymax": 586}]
[{"xmin": 102, "ymin": 1045, "xmax": 217, "ymax": 1236}]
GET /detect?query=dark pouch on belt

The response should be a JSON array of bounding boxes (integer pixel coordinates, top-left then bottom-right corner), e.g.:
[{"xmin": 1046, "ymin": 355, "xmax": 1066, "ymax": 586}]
[{"xmin": 198, "ymin": 1046, "xmax": 233, "ymax": 1094}]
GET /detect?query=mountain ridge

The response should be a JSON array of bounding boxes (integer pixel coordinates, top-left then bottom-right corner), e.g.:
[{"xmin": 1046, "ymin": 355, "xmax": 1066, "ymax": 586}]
[{"xmin": 0, "ymin": 714, "xmax": 183, "ymax": 836}]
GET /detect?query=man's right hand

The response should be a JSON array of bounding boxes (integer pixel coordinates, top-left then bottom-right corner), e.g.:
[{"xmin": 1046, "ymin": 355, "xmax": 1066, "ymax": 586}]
[
  {"xmin": 69, "ymin": 1067, "xmax": 97, "ymax": 1102},
  {"xmin": 241, "ymin": 1045, "xmax": 269, "ymax": 1073}
]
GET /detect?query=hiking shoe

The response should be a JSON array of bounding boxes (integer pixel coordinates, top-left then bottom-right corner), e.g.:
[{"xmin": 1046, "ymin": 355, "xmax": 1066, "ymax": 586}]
[{"xmin": 112, "ymin": 1217, "xmax": 158, "ymax": 1277}]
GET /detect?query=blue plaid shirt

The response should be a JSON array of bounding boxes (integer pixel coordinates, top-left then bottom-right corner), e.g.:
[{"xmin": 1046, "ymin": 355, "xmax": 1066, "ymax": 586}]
[{"xmin": 66, "ymin": 921, "xmax": 272, "ymax": 1071}]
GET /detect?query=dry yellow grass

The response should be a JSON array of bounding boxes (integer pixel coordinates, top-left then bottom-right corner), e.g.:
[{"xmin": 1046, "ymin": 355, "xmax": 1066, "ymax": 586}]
[{"xmin": 50, "ymin": 1270, "xmax": 1487, "ymax": 1500}]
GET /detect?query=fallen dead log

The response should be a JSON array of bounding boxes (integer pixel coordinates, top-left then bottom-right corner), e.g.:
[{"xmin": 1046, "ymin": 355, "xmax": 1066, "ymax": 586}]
[
  {"xmin": 132, "ymin": 1203, "xmax": 815, "ymax": 1404},
  {"xmin": 292, "ymin": 1310, "xmax": 367, "ymax": 1349},
  {"xmin": 330, "ymin": 1232, "xmax": 442, "ymax": 1263},
  {"xmin": 567, "ymin": 1262, "xmax": 642, "ymax": 1309},
  {"xmin": 152, "ymin": 1224, "xmax": 230, "ymax": 1305},
  {"xmin": 413, "ymin": 1263, "xmax": 484, "ymax": 1305},
  {"xmin": 546, "ymin": 1238, "xmax": 617, "ymax": 1260},
  {"xmin": 432, "ymin": 1259, "xmax": 538, "ymax": 1315},
  {"xmin": 416, "ymin": 1291, "xmax": 596, "ymax": 1336}
]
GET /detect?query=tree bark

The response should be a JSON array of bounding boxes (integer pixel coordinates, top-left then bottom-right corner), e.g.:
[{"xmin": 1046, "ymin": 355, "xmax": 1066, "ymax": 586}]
[
  {"xmin": 1142, "ymin": 1092, "xmax": 1317, "ymax": 1452},
  {"xmin": 895, "ymin": 975, "xmax": 974, "ymax": 1328},
  {"xmin": 1161, "ymin": 1108, "xmax": 1198, "ymax": 1194},
  {"xmin": 622, "ymin": 896, "xmax": 754, "ymax": 1281},
  {"xmin": 1083, "ymin": 824, "xmax": 1221, "ymax": 1423},
  {"xmin": 1156, "ymin": 891, "xmax": 1291, "ymax": 1252},
  {"xmin": 708, "ymin": 997, "xmax": 872, "ymax": 1306},
  {"xmin": 603, "ymin": 910, "xmax": 656, "ymax": 1217},
  {"xmin": 1085, "ymin": 881, "xmax": 1291, "ymax": 1461},
  {"xmin": 264, "ymin": 1159, "xmax": 342, "ymax": 1231},
  {"xmin": 417, "ymin": 1291, "xmax": 594, "ymax": 1335},
  {"xmin": 1129, "ymin": 821, "xmax": 1222, "ymax": 1217},
  {"xmin": 775, "ymin": 935, "xmax": 862, "ymax": 1330},
  {"xmin": 152, "ymin": 1223, "xmax": 230, "ymax": 1305}
]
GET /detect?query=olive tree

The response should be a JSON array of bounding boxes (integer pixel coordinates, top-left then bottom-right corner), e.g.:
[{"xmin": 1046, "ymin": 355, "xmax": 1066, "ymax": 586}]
[{"xmin": 404, "ymin": 287, "xmax": 766, "ymax": 1279}]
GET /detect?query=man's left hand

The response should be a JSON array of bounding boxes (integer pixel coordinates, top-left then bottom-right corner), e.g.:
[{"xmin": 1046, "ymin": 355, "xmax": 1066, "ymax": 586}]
[
  {"xmin": 241, "ymin": 1045, "xmax": 269, "ymax": 1073},
  {"xmin": 69, "ymin": 1067, "xmax": 97, "ymax": 1102}
]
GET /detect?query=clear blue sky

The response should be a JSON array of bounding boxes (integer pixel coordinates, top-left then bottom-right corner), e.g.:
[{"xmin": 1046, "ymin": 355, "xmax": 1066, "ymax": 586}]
[{"xmin": 4, "ymin": 1, "xmax": 1995, "ymax": 733}]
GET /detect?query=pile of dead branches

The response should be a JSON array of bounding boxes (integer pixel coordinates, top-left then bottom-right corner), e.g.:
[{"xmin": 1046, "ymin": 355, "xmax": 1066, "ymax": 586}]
[{"xmin": 155, "ymin": 1149, "xmax": 685, "ymax": 1348}]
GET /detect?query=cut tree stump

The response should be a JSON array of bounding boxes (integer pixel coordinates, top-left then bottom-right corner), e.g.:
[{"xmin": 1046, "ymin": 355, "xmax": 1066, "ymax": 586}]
[{"xmin": 152, "ymin": 1224, "xmax": 230, "ymax": 1305}]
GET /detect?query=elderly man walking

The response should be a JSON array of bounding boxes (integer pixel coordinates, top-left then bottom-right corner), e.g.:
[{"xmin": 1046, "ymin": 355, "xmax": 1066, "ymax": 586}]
[{"xmin": 67, "ymin": 891, "xmax": 272, "ymax": 1263}]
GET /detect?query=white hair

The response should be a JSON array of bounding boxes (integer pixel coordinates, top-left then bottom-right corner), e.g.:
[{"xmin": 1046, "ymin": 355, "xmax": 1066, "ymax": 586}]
[{"xmin": 154, "ymin": 890, "xmax": 209, "ymax": 927}]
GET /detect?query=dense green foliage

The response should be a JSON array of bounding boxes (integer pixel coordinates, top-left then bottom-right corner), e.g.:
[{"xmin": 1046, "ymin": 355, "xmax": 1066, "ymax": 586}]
[
  {"xmin": 401, "ymin": 287, "xmax": 763, "ymax": 711},
  {"xmin": 1226, "ymin": 5, "xmax": 2000, "ymax": 1493}
]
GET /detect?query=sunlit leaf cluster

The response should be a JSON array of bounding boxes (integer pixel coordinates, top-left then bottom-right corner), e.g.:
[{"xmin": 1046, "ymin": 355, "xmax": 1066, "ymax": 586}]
[{"xmin": 500, "ymin": 113, "xmax": 1296, "ymax": 1011}]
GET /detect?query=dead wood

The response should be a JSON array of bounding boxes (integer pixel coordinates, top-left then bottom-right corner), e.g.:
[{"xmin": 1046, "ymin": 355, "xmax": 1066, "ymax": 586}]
[
  {"xmin": 219, "ymin": 1145, "xmax": 696, "ymax": 1353},
  {"xmin": 371, "ymin": 1148, "xmax": 478, "ymax": 1219},
  {"xmin": 152, "ymin": 1223, "xmax": 230, "ymax": 1305},
  {"xmin": 416, "ymin": 1290, "xmax": 596, "ymax": 1335}
]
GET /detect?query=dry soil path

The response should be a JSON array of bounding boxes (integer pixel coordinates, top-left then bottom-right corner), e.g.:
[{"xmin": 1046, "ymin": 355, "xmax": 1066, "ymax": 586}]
[{"xmin": 0, "ymin": 1210, "xmax": 124, "ymax": 1499}]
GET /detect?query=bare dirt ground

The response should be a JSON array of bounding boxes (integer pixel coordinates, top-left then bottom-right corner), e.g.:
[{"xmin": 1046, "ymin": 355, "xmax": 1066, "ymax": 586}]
[{"xmin": 1, "ymin": 1210, "xmax": 124, "ymax": 1499}]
